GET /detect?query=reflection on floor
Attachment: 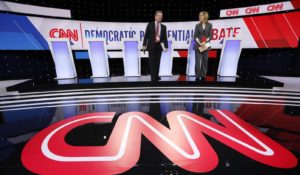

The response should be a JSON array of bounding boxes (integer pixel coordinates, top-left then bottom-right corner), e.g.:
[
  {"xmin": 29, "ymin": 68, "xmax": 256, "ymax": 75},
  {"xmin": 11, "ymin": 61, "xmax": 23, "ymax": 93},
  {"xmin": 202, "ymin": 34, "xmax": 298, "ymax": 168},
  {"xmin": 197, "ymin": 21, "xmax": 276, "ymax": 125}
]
[
  {"xmin": 263, "ymin": 76, "xmax": 300, "ymax": 91},
  {"xmin": 0, "ymin": 77, "xmax": 299, "ymax": 175}
]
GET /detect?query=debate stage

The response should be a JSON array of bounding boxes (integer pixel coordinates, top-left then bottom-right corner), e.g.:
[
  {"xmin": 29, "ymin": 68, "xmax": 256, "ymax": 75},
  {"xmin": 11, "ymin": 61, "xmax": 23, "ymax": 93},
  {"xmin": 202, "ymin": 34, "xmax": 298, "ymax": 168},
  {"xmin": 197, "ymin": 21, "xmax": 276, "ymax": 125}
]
[
  {"xmin": 1, "ymin": 75, "xmax": 299, "ymax": 175},
  {"xmin": 1, "ymin": 0, "xmax": 300, "ymax": 174},
  {"xmin": 6, "ymin": 75, "xmax": 283, "ymax": 93}
]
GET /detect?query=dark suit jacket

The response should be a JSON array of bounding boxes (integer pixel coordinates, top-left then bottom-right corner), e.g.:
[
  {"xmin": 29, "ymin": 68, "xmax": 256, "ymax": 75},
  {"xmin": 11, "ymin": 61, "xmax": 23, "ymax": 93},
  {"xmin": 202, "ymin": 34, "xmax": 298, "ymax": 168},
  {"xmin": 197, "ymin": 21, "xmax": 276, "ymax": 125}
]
[
  {"xmin": 142, "ymin": 22, "xmax": 168, "ymax": 51},
  {"xmin": 193, "ymin": 22, "xmax": 213, "ymax": 50}
]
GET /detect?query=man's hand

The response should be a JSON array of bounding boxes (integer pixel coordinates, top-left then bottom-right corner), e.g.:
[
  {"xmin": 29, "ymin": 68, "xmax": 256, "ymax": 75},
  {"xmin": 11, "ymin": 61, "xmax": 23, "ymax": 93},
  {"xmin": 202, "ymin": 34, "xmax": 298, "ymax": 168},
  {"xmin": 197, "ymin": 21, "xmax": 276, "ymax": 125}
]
[{"xmin": 142, "ymin": 46, "xmax": 147, "ymax": 51}]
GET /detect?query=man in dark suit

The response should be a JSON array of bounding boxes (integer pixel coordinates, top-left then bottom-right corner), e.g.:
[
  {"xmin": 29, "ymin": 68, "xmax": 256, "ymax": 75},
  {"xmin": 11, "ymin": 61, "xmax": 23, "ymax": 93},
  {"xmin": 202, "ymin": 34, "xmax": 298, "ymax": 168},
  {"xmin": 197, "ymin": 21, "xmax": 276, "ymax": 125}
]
[{"xmin": 142, "ymin": 11, "xmax": 168, "ymax": 82}]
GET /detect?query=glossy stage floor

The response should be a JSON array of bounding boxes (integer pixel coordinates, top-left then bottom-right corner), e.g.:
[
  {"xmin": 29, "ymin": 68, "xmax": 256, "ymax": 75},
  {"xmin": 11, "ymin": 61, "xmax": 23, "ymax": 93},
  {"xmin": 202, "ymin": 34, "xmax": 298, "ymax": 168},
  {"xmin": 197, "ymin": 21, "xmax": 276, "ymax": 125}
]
[{"xmin": 0, "ymin": 75, "xmax": 299, "ymax": 175}]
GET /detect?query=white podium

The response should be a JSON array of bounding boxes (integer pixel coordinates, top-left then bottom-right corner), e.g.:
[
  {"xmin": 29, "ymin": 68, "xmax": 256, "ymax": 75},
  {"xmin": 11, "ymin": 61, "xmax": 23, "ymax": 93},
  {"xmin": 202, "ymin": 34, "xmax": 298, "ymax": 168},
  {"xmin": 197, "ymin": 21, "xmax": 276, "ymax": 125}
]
[
  {"xmin": 186, "ymin": 40, "xmax": 196, "ymax": 76},
  {"xmin": 87, "ymin": 39, "xmax": 110, "ymax": 77},
  {"xmin": 159, "ymin": 40, "xmax": 173, "ymax": 76},
  {"xmin": 218, "ymin": 38, "xmax": 242, "ymax": 77},
  {"xmin": 122, "ymin": 39, "xmax": 141, "ymax": 77},
  {"xmin": 48, "ymin": 39, "xmax": 77, "ymax": 79}
]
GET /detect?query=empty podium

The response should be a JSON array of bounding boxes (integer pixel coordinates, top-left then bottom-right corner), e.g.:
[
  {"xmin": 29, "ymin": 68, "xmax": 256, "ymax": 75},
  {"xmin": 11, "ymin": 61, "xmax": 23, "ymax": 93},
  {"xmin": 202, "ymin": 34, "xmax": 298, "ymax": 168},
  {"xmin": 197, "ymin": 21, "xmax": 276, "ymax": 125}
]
[
  {"xmin": 186, "ymin": 40, "xmax": 196, "ymax": 76},
  {"xmin": 122, "ymin": 39, "xmax": 141, "ymax": 77},
  {"xmin": 159, "ymin": 40, "xmax": 173, "ymax": 76},
  {"xmin": 48, "ymin": 39, "xmax": 77, "ymax": 79},
  {"xmin": 87, "ymin": 39, "xmax": 110, "ymax": 77},
  {"xmin": 218, "ymin": 38, "xmax": 242, "ymax": 76}
]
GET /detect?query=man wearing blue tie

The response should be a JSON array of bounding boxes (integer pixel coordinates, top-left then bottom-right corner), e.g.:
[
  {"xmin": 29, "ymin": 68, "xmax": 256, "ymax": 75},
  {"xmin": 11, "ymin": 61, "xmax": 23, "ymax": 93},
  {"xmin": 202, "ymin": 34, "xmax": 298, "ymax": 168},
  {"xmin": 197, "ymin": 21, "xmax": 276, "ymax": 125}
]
[{"xmin": 142, "ymin": 11, "xmax": 168, "ymax": 82}]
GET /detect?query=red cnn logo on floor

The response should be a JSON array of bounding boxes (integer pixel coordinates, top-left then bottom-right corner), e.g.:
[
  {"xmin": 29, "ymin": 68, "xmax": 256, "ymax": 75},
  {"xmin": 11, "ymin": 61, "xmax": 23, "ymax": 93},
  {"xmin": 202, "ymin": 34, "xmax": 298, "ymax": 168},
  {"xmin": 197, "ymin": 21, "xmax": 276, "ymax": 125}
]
[{"xmin": 21, "ymin": 110, "xmax": 298, "ymax": 175}]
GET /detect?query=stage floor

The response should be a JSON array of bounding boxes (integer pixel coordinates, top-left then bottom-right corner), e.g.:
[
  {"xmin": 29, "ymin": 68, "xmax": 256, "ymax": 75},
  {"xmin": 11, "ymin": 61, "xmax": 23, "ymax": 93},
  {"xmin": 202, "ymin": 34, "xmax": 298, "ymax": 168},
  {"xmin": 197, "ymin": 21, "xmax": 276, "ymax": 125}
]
[
  {"xmin": 0, "ymin": 76, "xmax": 299, "ymax": 175},
  {"xmin": 6, "ymin": 75, "xmax": 283, "ymax": 93}
]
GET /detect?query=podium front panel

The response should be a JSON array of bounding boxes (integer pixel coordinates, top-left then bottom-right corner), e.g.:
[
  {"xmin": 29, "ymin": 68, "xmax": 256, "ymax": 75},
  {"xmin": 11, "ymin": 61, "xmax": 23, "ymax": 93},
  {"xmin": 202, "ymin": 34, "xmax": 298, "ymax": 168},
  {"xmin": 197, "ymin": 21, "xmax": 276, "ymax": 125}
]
[
  {"xmin": 123, "ymin": 40, "xmax": 141, "ymax": 77},
  {"xmin": 48, "ymin": 39, "xmax": 77, "ymax": 79},
  {"xmin": 218, "ymin": 39, "xmax": 242, "ymax": 76},
  {"xmin": 88, "ymin": 40, "xmax": 110, "ymax": 77},
  {"xmin": 186, "ymin": 40, "xmax": 196, "ymax": 76},
  {"xmin": 159, "ymin": 40, "xmax": 173, "ymax": 76}
]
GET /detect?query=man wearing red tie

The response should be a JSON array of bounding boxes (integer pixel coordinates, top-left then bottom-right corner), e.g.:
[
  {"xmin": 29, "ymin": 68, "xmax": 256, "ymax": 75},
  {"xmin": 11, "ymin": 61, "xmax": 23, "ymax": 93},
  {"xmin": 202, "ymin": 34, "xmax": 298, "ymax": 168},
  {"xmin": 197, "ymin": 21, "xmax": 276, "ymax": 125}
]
[{"xmin": 142, "ymin": 11, "xmax": 168, "ymax": 82}]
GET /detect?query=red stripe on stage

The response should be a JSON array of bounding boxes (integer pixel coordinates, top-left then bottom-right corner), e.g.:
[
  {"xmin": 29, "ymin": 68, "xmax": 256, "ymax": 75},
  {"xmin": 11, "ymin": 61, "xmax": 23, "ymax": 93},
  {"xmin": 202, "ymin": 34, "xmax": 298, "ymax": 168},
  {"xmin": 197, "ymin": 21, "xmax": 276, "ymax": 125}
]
[
  {"xmin": 178, "ymin": 50, "xmax": 188, "ymax": 57},
  {"xmin": 285, "ymin": 11, "xmax": 300, "ymax": 39},
  {"xmin": 243, "ymin": 17, "xmax": 267, "ymax": 48},
  {"xmin": 177, "ymin": 50, "xmax": 217, "ymax": 59},
  {"xmin": 291, "ymin": 0, "xmax": 300, "ymax": 9},
  {"xmin": 177, "ymin": 75, "xmax": 186, "ymax": 81},
  {"xmin": 274, "ymin": 14, "xmax": 298, "ymax": 48},
  {"xmin": 253, "ymin": 14, "xmax": 285, "ymax": 48},
  {"xmin": 244, "ymin": 11, "xmax": 300, "ymax": 48},
  {"xmin": 235, "ymin": 105, "xmax": 300, "ymax": 133},
  {"xmin": 208, "ymin": 50, "xmax": 217, "ymax": 59},
  {"xmin": 79, "ymin": 22, "xmax": 84, "ymax": 48},
  {"xmin": 204, "ymin": 76, "xmax": 216, "ymax": 81}
]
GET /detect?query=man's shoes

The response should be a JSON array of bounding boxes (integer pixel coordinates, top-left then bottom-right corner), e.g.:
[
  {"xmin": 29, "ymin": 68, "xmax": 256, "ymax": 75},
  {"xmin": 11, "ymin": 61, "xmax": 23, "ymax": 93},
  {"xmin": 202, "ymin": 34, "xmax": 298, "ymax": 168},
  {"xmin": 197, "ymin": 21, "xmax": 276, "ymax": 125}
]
[{"xmin": 201, "ymin": 77, "xmax": 206, "ymax": 81}]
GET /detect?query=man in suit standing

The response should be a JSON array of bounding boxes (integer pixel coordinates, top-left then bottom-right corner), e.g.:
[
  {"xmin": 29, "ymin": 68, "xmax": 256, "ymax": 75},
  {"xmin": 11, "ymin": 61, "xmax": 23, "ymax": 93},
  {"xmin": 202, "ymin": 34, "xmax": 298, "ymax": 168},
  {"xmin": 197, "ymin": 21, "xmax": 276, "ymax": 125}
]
[{"xmin": 142, "ymin": 11, "xmax": 168, "ymax": 82}]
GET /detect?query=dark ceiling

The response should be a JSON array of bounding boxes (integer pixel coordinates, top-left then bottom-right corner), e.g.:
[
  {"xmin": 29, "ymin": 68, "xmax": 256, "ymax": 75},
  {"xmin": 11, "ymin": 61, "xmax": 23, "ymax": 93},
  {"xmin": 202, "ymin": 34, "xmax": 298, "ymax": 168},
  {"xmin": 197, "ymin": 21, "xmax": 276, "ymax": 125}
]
[{"xmin": 4, "ymin": 0, "xmax": 286, "ymax": 21}]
